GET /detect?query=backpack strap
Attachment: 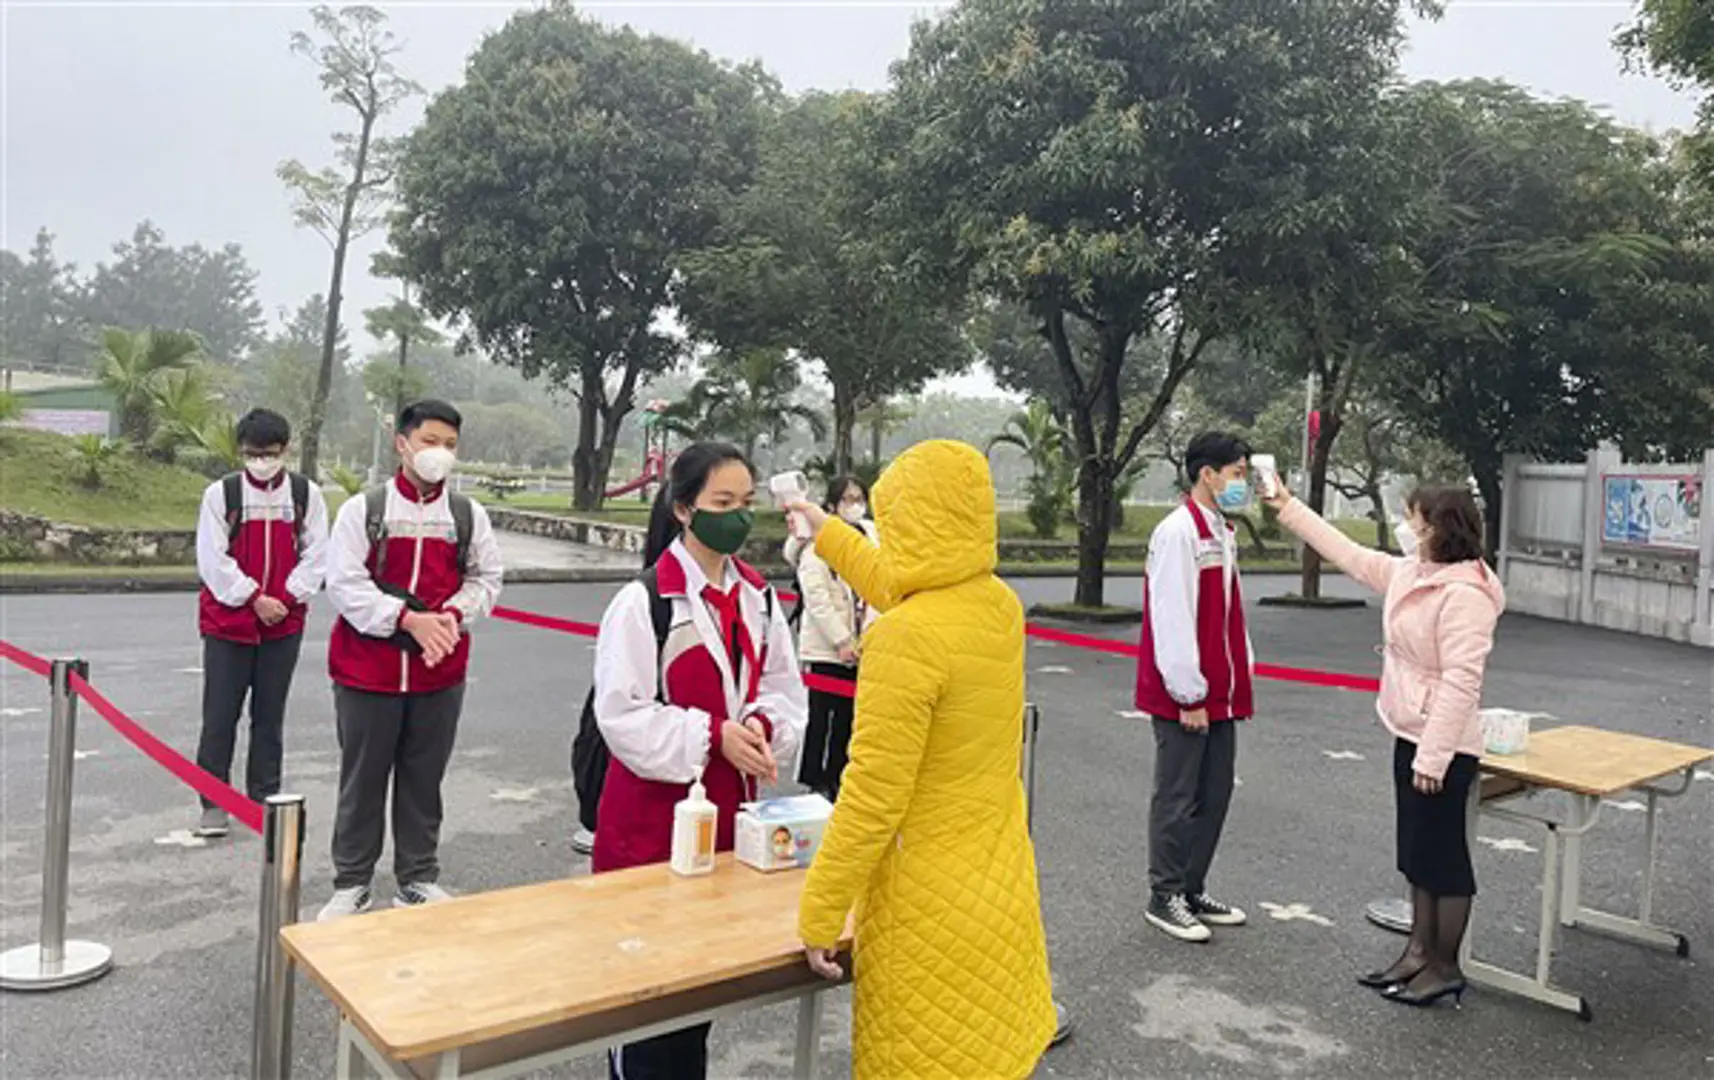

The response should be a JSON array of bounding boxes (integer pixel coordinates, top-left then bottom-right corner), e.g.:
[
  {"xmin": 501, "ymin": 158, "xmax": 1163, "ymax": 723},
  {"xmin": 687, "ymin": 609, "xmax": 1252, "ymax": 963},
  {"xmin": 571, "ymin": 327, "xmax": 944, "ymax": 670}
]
[
  {"xmin": 449, "ymin": 491, "xmax": 474, "ymax": 576},
  {"xmin": 289, "ymin": 472, "xmax": 309, "ymax": 549},
  {"xmin": 638, "ymin": 564, "xmax": 673, "ymax": 703},
  {"xmin": 364, "ymin": 486, "xmax": 390, "ymax": 580},
  {"xmin": 222, "ymin": 473, "xmax": 243, "ymax": 545}
]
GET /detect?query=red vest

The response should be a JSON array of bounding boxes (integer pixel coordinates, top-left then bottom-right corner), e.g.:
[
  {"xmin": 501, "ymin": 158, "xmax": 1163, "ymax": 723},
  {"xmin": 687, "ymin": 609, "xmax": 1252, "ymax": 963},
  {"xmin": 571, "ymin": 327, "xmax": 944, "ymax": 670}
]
[
  {"xmin": 591, "ymin": 549, "xmax": 772, "ymax": 874},
  {"xmin": 1134, "ymin": 501, "xmax": 1254, "ymax": 722},
  {"xmin": 199, "ymin": 473, "xmax": 308, "ymax": 645}
]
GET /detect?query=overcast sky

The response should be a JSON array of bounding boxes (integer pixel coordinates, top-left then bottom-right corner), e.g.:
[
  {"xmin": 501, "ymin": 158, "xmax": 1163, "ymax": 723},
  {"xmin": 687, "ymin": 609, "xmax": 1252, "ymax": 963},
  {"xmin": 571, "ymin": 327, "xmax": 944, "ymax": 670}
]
[{"xmin": 3, "ymin": 0, "xmax": 1700, "ymax": 386}]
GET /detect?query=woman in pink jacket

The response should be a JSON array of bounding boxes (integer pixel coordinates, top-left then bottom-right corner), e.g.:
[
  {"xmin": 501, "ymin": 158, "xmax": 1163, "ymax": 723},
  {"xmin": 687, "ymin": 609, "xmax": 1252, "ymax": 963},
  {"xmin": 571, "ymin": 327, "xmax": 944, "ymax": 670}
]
[{"xmin": 1271, "ymin": 483, "xmax": 1504, "ymax": 1009}]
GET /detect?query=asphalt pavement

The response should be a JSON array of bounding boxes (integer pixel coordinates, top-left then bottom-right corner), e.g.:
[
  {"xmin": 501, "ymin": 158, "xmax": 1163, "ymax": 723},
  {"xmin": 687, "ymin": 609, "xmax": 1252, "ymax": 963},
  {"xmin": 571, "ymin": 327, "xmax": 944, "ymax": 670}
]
[{"xmin": 0, "ymin": 576, "xmax": 1710, "ymax": 1078}]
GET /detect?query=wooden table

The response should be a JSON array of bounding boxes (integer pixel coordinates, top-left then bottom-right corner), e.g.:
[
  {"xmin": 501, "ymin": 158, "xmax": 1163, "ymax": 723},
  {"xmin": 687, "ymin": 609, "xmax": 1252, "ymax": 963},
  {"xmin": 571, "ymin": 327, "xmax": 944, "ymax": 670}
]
[
  {"xmin": 1464, "ymin": 725, "xmax": 1711, "ymax": 1020},
  {"xmin": 281, "ymin": 856, "xmax": 851, "ymax": 1079}
]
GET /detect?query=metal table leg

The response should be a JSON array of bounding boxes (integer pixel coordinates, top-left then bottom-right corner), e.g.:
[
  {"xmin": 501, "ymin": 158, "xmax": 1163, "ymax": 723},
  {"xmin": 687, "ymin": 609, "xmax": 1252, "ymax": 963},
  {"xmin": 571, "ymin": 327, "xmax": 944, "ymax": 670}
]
[
  {"xmin": 792, "ymin": 990, "xmax": 825, "ymax": 1079},
  {"xmin": 1565, "ymin": 776, "xmax": 1695, "ymax": 957}
]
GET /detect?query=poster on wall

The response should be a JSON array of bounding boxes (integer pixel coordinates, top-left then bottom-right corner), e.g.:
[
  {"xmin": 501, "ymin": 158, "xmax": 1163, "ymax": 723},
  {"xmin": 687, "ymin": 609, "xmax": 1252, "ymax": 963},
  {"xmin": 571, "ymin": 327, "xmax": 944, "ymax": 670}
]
[
  {"xmin": 1602, "ymin": 474, "xmax": 1703, "ymax": 551},
  {"xmin": 16, "ymin": 409, "xmax": 112, "ymax": 438}
]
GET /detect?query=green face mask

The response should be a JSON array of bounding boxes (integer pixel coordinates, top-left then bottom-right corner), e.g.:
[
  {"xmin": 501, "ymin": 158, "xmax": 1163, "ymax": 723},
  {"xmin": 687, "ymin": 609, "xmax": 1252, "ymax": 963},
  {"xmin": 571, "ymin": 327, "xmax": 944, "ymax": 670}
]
[{"xmin": 688, "ymin": 507, "xmax": 754, "ymax": 555}]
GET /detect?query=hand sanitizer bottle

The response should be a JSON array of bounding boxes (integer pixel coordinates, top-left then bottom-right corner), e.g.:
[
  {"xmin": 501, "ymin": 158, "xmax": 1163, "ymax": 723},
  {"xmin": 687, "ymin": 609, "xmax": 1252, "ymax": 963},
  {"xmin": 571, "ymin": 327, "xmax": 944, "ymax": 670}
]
[{"xmin": 670, "ymin": 770, "xmax": 718, "ymax": 876}]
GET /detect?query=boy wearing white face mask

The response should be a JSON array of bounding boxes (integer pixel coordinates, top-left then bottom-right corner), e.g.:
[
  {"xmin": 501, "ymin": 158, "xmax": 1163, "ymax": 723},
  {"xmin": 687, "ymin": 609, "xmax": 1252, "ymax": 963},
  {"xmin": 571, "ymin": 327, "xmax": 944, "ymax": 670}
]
[
  {"xmin": 1134, "ymin": 431, "xmax": 1256, "ymax": 944},
  {"xmin": 193, "ymin": 408, "xmax": 330, "ymax": 838},
  {"xmin": 319, "ymin": 399, "xmax": 504, "ymax": 920}
]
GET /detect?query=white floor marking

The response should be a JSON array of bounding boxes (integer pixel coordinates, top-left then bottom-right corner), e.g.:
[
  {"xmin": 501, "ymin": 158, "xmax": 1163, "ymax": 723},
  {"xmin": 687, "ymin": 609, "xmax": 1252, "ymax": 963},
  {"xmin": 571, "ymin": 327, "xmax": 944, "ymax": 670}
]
[
  {"xmin": 0, "ymin": 706, "xmax": 42, "ymax": 717},
  {"xmin": 1478, "ymin": 835, "xmax": 1537, "ymax": 853},
  {"xmin": 1035, "ymin": 665, "xmax": 1074, "ymax": 674},
  {"xmin": 1259, "ymin": 902, "xmax": 1334, "ymax": 927},
  {"xmin": 153, "ymin": 830, "xmax": 210, "ymax": 848},
  {"xmin": 1115, "ymin": 709, "xmax": 1149, "ymax": 720},
  {"xmin": 490, "ymin": 786, "xmax": 540, "ymax": 803},
  {"xmin": 1131, "ymin": 974, "xmax": 1347, "ymax": 1072},
  {"xmin": 1603, "ymin": 799, "xmax": 1646, "ymax": 813},
  {"xmin": 1321, "ymin": 750, "xmax": 1364, "ymax": 761}
]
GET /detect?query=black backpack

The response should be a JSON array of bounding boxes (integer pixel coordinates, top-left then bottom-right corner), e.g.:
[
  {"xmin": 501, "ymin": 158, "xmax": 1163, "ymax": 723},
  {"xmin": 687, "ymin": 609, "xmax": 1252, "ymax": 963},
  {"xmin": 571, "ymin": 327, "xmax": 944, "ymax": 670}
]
[
  {"xmin": 223, "ymin": 471, "xmax": 310, "ymax": 548},
  {"xmin": 363, "ymin": 484, "xmax": 475, "ymax": 578}
]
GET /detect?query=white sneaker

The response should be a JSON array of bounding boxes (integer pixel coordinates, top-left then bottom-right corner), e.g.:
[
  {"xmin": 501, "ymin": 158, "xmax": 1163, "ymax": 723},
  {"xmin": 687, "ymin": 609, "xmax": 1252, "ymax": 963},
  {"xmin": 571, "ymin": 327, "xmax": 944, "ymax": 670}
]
[
  {"xmin": 317, "ymin": 885, "xmax": 374, "ymax": 922},
  {"xmin": 394, "ymin": 881, "xmax": 454, "ymax": 907},
  {"xmin": 571, "ymin": 827, "xmax": 596, "ymax": 856}
]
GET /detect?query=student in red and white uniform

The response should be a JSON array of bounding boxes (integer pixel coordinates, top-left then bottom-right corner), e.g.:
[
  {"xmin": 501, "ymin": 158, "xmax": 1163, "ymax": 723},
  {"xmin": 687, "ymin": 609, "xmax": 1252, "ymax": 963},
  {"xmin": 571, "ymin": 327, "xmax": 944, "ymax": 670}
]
[
  {"xmin": 1134, "ymin": 431, "xmax": 1256, "ymax": 944},
  {"xmin": 193, "ymin": 408, "xmax": 329, "ymax": 838},
  {"xmin": 591, "ymin": 442, "xmax": 806, "ymax": 1080},
  {"xmin": 317, "ymin": 399, "xmax": 504, "ymax": 921}
]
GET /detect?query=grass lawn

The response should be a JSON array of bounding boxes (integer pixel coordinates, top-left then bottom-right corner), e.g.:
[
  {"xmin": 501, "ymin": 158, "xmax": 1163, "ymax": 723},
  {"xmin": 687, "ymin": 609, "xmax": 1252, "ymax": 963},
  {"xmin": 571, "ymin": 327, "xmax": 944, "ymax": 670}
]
[{"xmin": 0, "ymin": 428, "xmax": 211, "ymax": 529}]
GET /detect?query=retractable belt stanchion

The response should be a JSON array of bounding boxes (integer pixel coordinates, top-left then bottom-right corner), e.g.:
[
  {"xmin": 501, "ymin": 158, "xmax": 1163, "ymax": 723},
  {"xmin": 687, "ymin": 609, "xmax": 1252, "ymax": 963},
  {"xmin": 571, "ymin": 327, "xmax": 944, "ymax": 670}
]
[
  {"xmin": 251, "ymin": 794, "xmax": 305, "ymax": 1080},
  {"xmin": 1022, "ymin": 703, "xmax": 1073, "ymax": 1049},
  {"xmin": 0, "ymin": 658, "xmax": 113, "ymax": 991},
  {"xmin": 1366, "ymin": 896, "xmax": 1413, "ymax": 934}
]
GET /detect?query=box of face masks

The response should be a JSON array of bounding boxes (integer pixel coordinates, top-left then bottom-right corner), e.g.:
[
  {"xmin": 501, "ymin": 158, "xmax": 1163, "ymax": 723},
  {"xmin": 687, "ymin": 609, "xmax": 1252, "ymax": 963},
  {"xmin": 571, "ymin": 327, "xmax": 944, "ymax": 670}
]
[{"xmin": 736, "ymin": 793, "xmax": 834, "ymax": 872}]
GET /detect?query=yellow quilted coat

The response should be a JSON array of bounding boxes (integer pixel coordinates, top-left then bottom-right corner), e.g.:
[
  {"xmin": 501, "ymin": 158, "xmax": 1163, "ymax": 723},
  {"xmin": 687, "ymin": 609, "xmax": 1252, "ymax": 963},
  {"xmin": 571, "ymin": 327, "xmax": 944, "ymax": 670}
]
[{"xmin": 798, "ymin": 439, "xmax": 1056, "ymax": 1079}]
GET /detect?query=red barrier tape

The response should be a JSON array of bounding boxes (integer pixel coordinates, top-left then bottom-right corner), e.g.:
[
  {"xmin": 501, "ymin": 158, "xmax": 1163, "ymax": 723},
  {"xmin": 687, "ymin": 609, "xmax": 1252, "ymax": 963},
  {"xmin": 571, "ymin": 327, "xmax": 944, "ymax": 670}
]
[
  {"xmin": 491, "ymin": 605, "xmax": 600, "ymax": 637},
  {"xmin": 1, "ymin": 637, "xmax": 265, "ymax": 834},
  {"xmin": 0, "ymin": 639, "xmax": 53, "ymax": 679}
]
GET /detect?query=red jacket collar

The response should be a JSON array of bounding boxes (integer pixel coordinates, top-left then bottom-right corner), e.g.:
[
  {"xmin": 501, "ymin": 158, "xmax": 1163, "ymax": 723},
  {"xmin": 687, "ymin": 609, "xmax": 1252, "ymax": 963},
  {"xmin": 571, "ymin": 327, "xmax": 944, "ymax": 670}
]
[
  {"xmin": 393, "ymin": 469, "xmax": 445, "ymax": 504},
  {"xmin": 653, "ymin": 543, "xmax": 766, "ymax": 599}
]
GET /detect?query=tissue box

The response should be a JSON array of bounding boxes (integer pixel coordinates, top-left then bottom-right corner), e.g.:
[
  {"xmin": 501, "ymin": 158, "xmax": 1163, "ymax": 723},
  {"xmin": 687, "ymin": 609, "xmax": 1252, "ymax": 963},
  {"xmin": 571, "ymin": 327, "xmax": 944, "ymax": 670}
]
[
  {"xmin": 1480, "ymin": 708, "xmax": 1531, "ymax": 756},
  {"xmin": 736, "ymin": 793, "xmax": 833, "ymax": 872}
]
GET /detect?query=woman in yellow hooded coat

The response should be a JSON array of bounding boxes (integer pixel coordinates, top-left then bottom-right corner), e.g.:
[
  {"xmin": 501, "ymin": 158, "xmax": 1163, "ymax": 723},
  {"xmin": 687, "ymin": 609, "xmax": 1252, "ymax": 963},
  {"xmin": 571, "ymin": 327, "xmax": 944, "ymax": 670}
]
[{"xmin": 795, "ymin": 440, "xmax": 1056, "ymax": 1079}]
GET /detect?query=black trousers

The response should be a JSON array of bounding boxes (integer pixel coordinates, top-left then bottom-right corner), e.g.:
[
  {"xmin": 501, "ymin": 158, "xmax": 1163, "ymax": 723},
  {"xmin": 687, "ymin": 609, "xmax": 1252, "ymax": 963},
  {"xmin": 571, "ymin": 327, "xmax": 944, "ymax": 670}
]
[
  {"xmin": 1148, "ymin": 717, "xmax": 1238, "ymax": 897},
  {"xmin": 195, "ymin": 633, "xmax": 303, "ymax": 807},
  {"xmin": 331, "ymin": 683, "xmax": 465, "ymax": 889},
  {"xmin": 609, "ymin": 1022, "xmax": 710, "ymax": 1080},
  {"xmin": 797, "ymin": 662, "xmax": 856, "ymax": 796}
]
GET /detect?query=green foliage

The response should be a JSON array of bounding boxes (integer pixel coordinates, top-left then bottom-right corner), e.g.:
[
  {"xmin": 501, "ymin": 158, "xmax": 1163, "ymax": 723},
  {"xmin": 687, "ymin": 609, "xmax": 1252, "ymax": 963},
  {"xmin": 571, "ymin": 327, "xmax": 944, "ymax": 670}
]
[
  {"xmin": 0, "ymin": 229, "xmax": 86, "ymax": 372},
  {"xmin": 0, "ymin": 428, "xmax": 208, "ymax": 527},
  {"xmin": 0, "ymin": 390, "xmax": 21, "ymax": 423},
  {"xmin": 71, "ymin": 434, "xmax": 127, "ymax": 489},
  {"xmin": 675, "ymin": 91, "xmax": 968, "ymax": 471},
  {"xmin": 327, "ymin": 464, "xmax": 367, "ymax": 497},
  {"xmin": 875, "ymin": 0, "xmax": 1418, "ymax": 605},
  {"xmin": 1619, "ymin": 0, "xmax": 1714, "ymax": 186},
  {"xmin": 664, "ymin": 348, "xmax": 825, "ymax": 462},
  {"xmin": 391, "ymin": 3, "xmax": 772, "ymax": 507},
  {"xmin": 94, "ymin": 326, "xmax": 206, "ymax": 446},
  {"xmin": 989, "ymin": 399, "xmax": 1075, "ymax": 539}
]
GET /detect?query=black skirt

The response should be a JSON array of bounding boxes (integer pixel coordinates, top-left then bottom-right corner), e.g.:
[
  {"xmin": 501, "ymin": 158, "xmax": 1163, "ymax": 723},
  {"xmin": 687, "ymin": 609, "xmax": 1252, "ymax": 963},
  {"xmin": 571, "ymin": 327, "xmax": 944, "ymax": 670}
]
[{"xmin": 1393, "ymin": 737, "xmax": 1478, "ymax": 898}]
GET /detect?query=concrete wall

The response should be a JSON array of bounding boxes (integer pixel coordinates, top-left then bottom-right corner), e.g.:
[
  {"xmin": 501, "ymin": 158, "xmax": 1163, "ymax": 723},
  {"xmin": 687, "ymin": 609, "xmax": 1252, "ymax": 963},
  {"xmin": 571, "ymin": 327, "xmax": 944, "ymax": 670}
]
[
  {"xmin": 0, "ymin": 511, "xmax": 195, "ymax": 565},
  {"xmin": 1499, "ymin": 448, "xmax": 1713, "ymax": 648}
]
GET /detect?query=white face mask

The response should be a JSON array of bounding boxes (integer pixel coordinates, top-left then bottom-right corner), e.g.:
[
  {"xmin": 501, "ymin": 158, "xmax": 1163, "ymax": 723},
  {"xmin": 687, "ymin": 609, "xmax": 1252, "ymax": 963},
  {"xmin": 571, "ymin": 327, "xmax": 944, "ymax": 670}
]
[
  {"xmin": 1395, "ymin": 519, "xmax": 1418, "ymax": 558},
  {"xmin": 410, "ymin": 445, "xmax": 457, "ymax": 485},
  {"xmin": 839, "ymin": 502, "xmax": 868, "ymax": 524},
  {"xmin": 247, "ymin": 456, "xmax": 284, "ymax": 483}
]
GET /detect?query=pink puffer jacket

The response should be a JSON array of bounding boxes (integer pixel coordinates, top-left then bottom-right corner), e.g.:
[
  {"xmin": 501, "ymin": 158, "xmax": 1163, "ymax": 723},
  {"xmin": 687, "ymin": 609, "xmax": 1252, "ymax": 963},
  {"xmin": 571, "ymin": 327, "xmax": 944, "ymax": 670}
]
[{"xmin": 1279, "ymin": 500, "xmax": 1505, "ymax": 780}]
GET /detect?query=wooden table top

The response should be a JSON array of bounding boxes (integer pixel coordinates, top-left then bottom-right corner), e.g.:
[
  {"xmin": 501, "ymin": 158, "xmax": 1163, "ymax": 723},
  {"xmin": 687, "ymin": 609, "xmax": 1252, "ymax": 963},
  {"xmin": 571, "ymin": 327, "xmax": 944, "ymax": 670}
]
[
  {"xmin": 280, "ymin": 856, "xmax": 849, "ymax": 1061},
  {"xmin": 1480, "ymin": 725, "xmax": 1712, "ymax": 797}
]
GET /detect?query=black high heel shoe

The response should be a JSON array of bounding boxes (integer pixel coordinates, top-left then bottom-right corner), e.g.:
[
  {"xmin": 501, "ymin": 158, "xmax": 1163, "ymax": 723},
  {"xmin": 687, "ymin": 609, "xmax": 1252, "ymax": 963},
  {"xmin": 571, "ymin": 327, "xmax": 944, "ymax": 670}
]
[
  {"xmin": 1357, "ymin": 962, "xmax": 1425, "ymax": 989},
  {"xmin": 1383, "ymin": 979, "xmax": 1467, "ymax": 1008}
]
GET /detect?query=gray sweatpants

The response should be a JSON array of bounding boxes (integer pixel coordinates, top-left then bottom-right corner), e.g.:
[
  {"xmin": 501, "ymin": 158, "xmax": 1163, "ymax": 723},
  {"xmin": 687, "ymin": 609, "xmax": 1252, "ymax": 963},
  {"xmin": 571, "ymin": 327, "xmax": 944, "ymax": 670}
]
[
  {"xmin": 331, "ymin": 683, "xmax": 464, "ymax": 889},
  {"xmin": 1148, "ymin": 717, "xmax": 1238, "ymax": 897}
]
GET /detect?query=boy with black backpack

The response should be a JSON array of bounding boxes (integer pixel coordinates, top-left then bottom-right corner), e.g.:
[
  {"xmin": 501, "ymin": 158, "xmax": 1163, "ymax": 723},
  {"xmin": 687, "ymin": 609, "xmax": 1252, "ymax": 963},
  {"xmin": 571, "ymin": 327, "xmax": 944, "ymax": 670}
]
[{"xmin": 192, "ymin": 408, "xmax": 329, "ymax": 838}]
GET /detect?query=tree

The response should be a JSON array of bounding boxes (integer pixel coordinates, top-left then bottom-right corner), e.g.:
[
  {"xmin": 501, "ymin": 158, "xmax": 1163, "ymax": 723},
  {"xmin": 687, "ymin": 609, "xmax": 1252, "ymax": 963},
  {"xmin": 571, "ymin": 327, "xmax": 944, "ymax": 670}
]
[
  {"xmin": 877, "ymin": 0, "xmax": 1421, "ymax": 605},
  {"xmin": 0, "ymin": 229, "xmax": 85, "ymax": 371},
  {"xmin": 148, "ymin": 365, "xmax": 217, "ymax": 463},
  {"xmin": 71, "ymin": 435, "xmax": 126, "ymax": 489},
  {"xmin": 1619, "ymin": 1, "xmax": 1714, "ymax": 186},
  {"xmin": 94, "ymin": 327, "xmax": 205, "ymax": 446},
  {"xmin": 80, "ymin": 222, "xmax": 264, "ymax": 366},
  {"xmin": 675, "ymin": 91, "xmax": 969, "ymax": 474},
  {"xmin": 364, "ymin": 286, "xmax": 442, "ymax": 414},
  {"xmin": 664, "ymin": 348, "xmax": 825, "ymax": 462},
  {"xmin": 280, "ymin": 4, "xmax": 421, "ymax": 480},
  {"xmin": 988, "ymin": 398, "xmax": 1073, "ymax": 539},
  {"xmin": 391, "ymin": 4, "xmax": 771, "ymax": 508},
  {"xmin": 1380, "ymin": 81, "xmax": 1712, "ymax": 552},
  {"xmin": 857, "ymin": 398, "xmax": 913, "ymax": 466}
]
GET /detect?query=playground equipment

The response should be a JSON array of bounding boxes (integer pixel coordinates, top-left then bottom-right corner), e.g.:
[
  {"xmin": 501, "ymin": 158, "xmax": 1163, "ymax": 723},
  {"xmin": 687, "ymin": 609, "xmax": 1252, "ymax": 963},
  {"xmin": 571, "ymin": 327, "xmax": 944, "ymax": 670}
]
[{"xmin": 605, "ymin": 399, "xmax": 675, "ymax": 502}]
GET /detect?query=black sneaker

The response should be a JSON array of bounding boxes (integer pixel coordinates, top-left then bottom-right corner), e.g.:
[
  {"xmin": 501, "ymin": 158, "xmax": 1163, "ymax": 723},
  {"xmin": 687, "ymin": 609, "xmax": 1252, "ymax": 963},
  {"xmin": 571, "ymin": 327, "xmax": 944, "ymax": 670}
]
[
  {"xmin": 1188, "ymin": 893, "xmax": 1248, "ymax": 926},
  {"xmin": 1146, "ymin": 892, "xmax": 1212, "ymax": 943},
  {"xmin": 394, "ymin": 881, "xmax": 454, "ymax": 908}
]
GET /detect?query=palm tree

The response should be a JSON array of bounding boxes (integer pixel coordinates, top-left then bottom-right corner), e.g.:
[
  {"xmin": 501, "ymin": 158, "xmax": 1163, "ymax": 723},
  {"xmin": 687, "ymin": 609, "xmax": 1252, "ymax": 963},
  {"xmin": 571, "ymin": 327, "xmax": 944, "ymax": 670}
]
[
  {"xmin": 148, "ymin": 366, "xmax": 216, "ymax": 463},
  {"xmin": 672, "ymin": 348, "xmax": 827, "ymax": 464},
  {"xmin": 989, "ymin": 398, "xmax": 1074, "ymax": 539},
  {"xmin": 857, "ymin": 398, "xmax": 914, "ymax": 465},
  {"xmin": 95, "ymin": 327, "xmax": 205, "ymax": 446},
  {"xmin": 71, "ymin": 434, "xmax": 126, "ymax": 489}
]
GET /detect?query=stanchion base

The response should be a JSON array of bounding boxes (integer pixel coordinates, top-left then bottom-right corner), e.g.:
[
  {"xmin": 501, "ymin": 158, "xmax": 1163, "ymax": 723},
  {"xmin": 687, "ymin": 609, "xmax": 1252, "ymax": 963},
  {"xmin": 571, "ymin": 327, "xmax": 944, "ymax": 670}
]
[
  {"xmin": 1364, "ymin": 898, "xmax": 1413, "ymax": 934},
  {"xmin": 0, "ymin": 940, "xmax": 113, "ymax": 991}
]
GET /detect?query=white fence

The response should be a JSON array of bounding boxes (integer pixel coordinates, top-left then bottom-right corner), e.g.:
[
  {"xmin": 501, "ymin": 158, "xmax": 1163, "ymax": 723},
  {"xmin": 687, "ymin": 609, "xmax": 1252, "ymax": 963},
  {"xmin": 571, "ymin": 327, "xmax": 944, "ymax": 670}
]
[{"xmin": 1499, "ymin": 448, "xmax": 1714, "ymax": 647}]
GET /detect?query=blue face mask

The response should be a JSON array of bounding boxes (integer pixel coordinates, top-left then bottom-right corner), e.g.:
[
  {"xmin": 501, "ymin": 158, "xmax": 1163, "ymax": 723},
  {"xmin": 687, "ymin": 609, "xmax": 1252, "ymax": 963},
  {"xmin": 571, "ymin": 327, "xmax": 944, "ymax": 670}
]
[{"xmin": 1215, "ymin": 478, "xmax": 1250, "ymax": 511}]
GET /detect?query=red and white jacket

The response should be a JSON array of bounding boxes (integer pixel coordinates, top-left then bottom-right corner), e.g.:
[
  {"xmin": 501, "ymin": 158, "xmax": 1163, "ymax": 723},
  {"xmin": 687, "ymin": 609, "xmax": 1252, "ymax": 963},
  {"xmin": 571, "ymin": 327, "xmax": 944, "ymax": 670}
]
[
  {"xmin": 325, "ymin": 473, "xmax": 504, "ymax": 696},
  {"xmin": 590, "ymin": 540, "xmax": 807, "ymax": 873},
  {"xmin": 196, "ymin": 472, "xmax": 329, "ymax": 644},
  {"xmin": 1135, "ymin": 499, "xmax": 1255, "ymax": 722}
]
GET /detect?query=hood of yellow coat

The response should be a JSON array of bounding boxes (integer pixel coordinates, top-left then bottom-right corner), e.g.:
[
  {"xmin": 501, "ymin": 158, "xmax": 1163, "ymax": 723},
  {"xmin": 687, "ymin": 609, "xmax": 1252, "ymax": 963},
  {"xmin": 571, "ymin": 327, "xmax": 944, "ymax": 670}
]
[{"xmin": 871, "ymin": 440, "xmax": 997, "ymax": 599}]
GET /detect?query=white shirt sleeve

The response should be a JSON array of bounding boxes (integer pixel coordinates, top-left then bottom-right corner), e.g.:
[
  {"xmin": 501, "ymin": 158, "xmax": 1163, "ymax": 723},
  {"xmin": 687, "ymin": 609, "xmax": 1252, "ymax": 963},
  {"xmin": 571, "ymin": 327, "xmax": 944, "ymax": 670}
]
[
  {"xmin": 445, "ymin": 500, "xmax": 504, "ymax": 626},
  {"xmin": 325, "ymin": 494, "xmax": 406, "ymax": 637},
  {"xmin": 594, "ymin": 582, "xmax": 714, "ymax": 784},
  {"xmin": 1147, "ymin": 512, "xmax": 1208, "ymax": 706},
  {"xmin": 742, "ymin": 594, "xmax": 810, "ymax": 776},
  {"xmin": 196, "ymin": 482, "xmax": 258, "ymax": 607},
  {"xmin": 285, "ymin": 483, "xmax": 331, "ymax": 604}
]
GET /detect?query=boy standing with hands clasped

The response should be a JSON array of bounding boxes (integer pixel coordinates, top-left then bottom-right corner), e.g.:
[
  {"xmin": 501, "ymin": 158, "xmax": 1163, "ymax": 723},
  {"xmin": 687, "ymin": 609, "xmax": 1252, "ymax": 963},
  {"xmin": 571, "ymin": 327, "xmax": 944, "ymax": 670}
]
[
  {"xmin": 318, "ymin": 400, "xmax": 504, "ymax": 920},
  {"xmin": 1134, "ymin": 431, "xmax": 1255, "ymax": 943}
]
